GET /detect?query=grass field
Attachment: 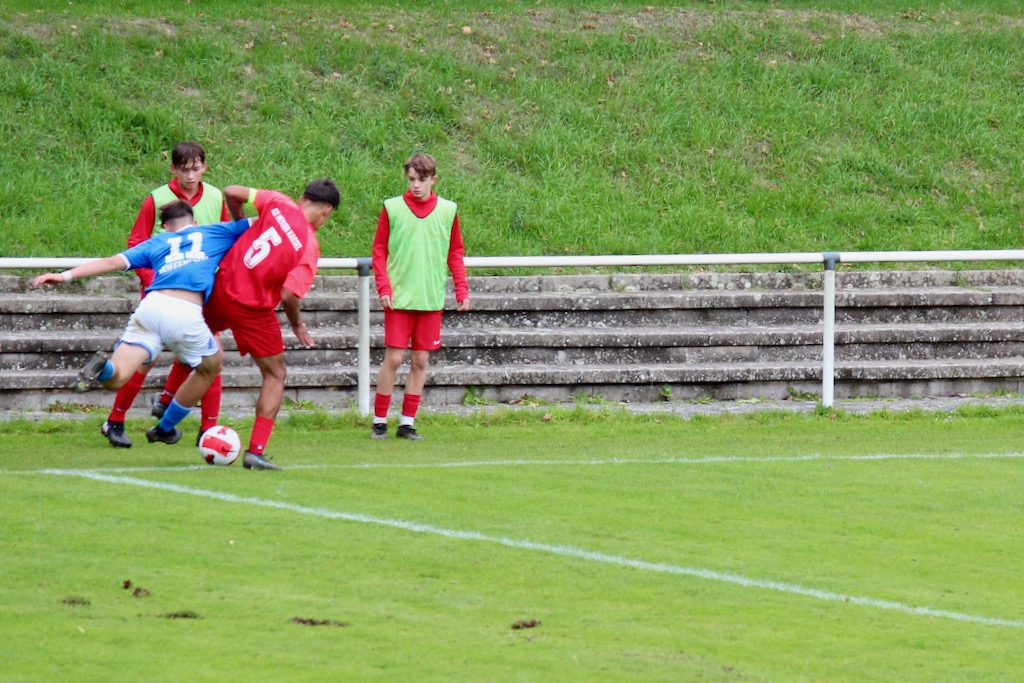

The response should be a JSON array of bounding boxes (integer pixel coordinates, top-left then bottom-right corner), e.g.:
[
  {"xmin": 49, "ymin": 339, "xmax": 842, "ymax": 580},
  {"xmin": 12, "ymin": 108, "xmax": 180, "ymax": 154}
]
[
  {"xmin": 3, "ymin": 1, "xmax": 1024, "ymax": 262},
  {"xmin": 3, "ymin": 408, "xmax": 1023, "ymax": 681}
]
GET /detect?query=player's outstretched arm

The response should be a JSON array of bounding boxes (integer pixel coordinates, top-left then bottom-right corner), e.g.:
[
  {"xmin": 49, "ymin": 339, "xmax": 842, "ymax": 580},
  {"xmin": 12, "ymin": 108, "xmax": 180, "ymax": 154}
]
[{"xmin": 31, "ymin": 255, "xmax": 127, "ymax": 289}]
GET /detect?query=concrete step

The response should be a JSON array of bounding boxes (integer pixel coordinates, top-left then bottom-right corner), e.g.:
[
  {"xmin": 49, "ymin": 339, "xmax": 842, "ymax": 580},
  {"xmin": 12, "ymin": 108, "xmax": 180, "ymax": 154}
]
[
  {"xmin": 6, "ymin": 321, "xmax": 1024, "ymax": 372},
  {"xmin": 8, "ymin": 357, "xmax": 1024, "ymax": 411}
]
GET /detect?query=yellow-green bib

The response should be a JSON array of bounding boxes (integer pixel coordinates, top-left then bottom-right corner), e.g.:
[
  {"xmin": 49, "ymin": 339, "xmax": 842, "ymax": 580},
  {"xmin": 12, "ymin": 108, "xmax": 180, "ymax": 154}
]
[
  {"xmin": 384, "ymin": 195, "xmax": 457, "ymax": 311},
  {"xmin": 150, "ymin": 183, "xmax": 224, "ymax": 235}
]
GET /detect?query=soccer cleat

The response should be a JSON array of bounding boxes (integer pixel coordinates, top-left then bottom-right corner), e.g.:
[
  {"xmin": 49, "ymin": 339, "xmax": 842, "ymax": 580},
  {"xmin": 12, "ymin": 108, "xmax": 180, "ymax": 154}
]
[
  {"xmin": 74, "ymin": 351, "xmax": 109, "ymax": 393},
  {"xmin": 396, "ymin": 425, "xmax": 424, "ymax": 441},
  {"xmin": 100, "ymin": 420, "xmax": 132, "ymax": 448},
  {"xmin": 151, "ymin": 400, "xmax": 168, "ymax": 419},
  {"xmin": 371, "ymin": 423, "xmax": 388, "ymax": 440},
  {"xmin": 243, "ymin": 450, "xmax": 281, "ymax": 471},
  {"xmin": 145, "ymin": 424, "xmax": 182, "ymax": 445}
]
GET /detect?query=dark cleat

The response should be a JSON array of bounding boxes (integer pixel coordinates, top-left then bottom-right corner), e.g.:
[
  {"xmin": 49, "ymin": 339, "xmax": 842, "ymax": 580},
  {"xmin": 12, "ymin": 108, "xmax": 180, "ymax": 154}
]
[
  {"xmin": 74, "ymin": 351, "xmax": 108, "ymax": 393},
  {"xmin": 101, "ymin": 420, "xmax": 132, "ymax": 448},
  {"xmin": 371, "ymin": 423, "xmax": 388, "ymax": 440},
  {"xmin": 396, "ymin": 425, "xmax": 424, "ymax": 441},
  {"xmin": 243, "ymin": 450, "xmax": 281, "ymax": 471},
  {"xmin": 146, "ymin": 424, "xmax": 182, "ymax": 445},
  {"xmin": 151, "ymin": 400, "xmax": 168, "ymax": 419}
]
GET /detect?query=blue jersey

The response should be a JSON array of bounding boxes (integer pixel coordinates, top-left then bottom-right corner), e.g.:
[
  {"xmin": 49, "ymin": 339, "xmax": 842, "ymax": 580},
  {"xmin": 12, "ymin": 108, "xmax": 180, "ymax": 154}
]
[{"xmin": 120, "ymin": 219, "xmax": 252, "ymax": 303}]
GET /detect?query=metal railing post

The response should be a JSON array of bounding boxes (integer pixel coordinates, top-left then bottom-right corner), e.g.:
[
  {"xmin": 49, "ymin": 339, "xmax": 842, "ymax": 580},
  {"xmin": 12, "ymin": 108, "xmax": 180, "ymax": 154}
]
[
  {"xmin": 822, "ymin": 252, "xmax": 840, "ymax": 408},
  {"xmin": 356, "ymin": 257, "xmax": 372, "ymax": 416}
]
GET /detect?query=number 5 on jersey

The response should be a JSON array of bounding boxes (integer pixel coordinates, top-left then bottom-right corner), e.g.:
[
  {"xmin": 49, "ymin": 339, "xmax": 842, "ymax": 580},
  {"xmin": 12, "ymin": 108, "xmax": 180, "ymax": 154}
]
[{"xmin": 243, "ymin": 227, "xmax": 283, "ymax": 269}]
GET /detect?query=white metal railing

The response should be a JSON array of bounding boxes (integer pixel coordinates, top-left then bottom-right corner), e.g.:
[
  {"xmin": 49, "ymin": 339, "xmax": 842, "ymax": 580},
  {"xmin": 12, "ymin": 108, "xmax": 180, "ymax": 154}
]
[{"xmin": 6, "ymin": 249, "xmax": 1024, "ymax": 415}]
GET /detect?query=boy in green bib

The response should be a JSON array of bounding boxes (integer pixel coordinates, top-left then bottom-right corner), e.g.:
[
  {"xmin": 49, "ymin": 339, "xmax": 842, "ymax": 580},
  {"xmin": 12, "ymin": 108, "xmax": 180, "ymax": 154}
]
[
  {"xmin": 371, "ymin": 154, "xmax": 470, "ymax": 440},
  {"xmin": 100, "ymin": 142, "xmax": 230, "ymax": 448}
]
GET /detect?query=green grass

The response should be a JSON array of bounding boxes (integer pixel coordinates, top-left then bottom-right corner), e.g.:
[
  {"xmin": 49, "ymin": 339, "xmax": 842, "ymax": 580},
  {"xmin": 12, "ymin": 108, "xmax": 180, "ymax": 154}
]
[
  {"xmin": 3, "ymin": 408, "xmax": 1024, "ymax": 680},
  {"xmin": 2, "ymin": 1, "xmax": 1024, "ymax": 265}
]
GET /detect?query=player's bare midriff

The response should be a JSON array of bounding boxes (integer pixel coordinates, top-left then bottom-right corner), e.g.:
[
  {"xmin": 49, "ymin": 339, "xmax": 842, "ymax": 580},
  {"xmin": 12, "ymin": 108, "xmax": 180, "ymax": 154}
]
[{"xmin": 150, "ymin": 289, "xmax": 204, "ymax": 306}]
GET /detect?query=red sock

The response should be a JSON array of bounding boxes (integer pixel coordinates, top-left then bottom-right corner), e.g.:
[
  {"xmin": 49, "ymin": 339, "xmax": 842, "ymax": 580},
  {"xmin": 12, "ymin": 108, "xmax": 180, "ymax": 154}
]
[
  {"xmin": 374, "ymin": 392, "xmax": 392, "ymax": 419},
  {"xmin": 108, "ymin": 371, "xmax": 146, "ymax": 422},
  {"xmin": 401, "ymin": 394, "xmax": 421, "ymax": 420},
  {"xmin": 200, "ymin": 374, "xmax": 222, "ymax": 433},
  {"xmin": 248, "ymin": 415, "xmax": 275, "ymax": 455},
  {"xmin": 161, "ymin": 360, "xmax": 192, "ymax": 404}
]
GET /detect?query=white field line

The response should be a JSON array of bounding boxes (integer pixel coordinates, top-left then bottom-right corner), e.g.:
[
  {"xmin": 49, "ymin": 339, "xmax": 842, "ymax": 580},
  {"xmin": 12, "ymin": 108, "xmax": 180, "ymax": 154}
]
[
  {"xmin": 31, "ymin": 467, "xmax": 1024, "ymax": 630},
  {"xmin": 3, "ymin": 450, "xmax": 1022, "ymax": 476}
]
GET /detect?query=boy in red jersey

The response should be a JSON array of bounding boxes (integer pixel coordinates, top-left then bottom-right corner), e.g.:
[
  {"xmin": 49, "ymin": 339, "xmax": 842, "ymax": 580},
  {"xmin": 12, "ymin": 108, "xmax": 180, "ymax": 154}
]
[
  {"xmin": 371, "ymin": 154, "xmax": 470, "ymax": 441},
  {"xmin": 101, "ymin": 142, "xmax": 231, "ymax": 449},
  {"xmin": 204, "ymin": 179, "xmax": 340, "ymax": 470}
]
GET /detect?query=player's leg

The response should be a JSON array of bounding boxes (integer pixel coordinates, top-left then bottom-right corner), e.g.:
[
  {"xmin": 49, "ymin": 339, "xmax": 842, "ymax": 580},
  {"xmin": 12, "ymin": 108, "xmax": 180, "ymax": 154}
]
[
  {"xmin": 147, "ymin": 349, "xmax": 222, "ymax": 445},
  {"xmin": 396, "ymin": 349, "xmax": 429, "ymax": 441},
  {"xmin": 152, "ymin": 359, "xmax": 192, "ymax": 418},
  {"xmin": 372, "ymin": 346, "xmax": 406, "ymax": 439},
  {"xmin": 373, "ymin": 309, "xmax": 416, "ymax": 440},
  {"xmin": 240, "ymin": 352, "xmax": 286, "ymax": 470},
  {"xmin": 101, "ymin": 343, "xmax": 152, "ymax": 390},
  {"xmin": 395, "ymin": 311, "xmax": 442, "ymax": 441},
  {"xmin": 101, "ymin": 360, "xmax": 156, "ymax": 448},
  {"xmin": 144, "ymin": 297, "xmax": 219, "ymax": 446}
]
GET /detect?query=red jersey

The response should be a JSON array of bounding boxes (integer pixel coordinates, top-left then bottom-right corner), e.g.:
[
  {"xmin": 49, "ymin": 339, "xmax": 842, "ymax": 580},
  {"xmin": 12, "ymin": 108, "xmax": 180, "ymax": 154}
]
[{"xmin": 213, "ymin": 190, "xmax": 310, "ymax": 309}]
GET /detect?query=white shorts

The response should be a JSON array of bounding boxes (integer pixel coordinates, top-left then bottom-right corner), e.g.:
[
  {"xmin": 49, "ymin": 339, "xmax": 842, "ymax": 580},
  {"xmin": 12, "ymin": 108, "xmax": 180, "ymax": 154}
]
[{"xmin": 117, "ymin": 292, "xmax": 219, "ymax": 368}]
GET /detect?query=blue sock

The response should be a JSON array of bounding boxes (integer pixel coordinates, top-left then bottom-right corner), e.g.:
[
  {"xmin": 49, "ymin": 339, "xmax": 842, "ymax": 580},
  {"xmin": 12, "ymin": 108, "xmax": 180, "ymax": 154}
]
[
  {"xmin": 158, "ymin": 399, "xmax": 191, "ymax": 432},
  {"xmin": 98, "ymin": 362, "xmax": 114, "ymax": 382}
]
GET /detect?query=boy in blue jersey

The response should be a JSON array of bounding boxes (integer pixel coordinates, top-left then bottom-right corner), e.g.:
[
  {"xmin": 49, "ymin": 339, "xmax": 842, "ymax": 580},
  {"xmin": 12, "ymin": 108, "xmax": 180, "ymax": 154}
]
[{"xmin": 31, "ymin": 201, "xmax": 253, "ymax": 445}]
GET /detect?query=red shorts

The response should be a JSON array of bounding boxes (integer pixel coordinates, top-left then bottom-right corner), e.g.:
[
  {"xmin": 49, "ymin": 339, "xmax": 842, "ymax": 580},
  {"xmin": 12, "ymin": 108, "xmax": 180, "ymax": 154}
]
[
  {"xmin": 204, "ymin": 291, "xmax": 284, "ymax": 358},
  {"xmin": 384, "ymin": 309, "xmax": 443, "ymax": 351}
]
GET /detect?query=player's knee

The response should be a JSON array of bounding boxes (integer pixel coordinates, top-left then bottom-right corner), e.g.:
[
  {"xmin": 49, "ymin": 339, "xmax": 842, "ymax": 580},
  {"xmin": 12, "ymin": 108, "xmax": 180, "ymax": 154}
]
[{"xmin": 409, "ymin": 352, "xmax": 430, "ymax": 373}]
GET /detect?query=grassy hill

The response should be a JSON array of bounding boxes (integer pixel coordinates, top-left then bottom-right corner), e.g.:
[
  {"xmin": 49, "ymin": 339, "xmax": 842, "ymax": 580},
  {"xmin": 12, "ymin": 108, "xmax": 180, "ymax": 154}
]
[{"xmin": 2, "ymin": 0, "xmax": 1023, "ymax": 262}]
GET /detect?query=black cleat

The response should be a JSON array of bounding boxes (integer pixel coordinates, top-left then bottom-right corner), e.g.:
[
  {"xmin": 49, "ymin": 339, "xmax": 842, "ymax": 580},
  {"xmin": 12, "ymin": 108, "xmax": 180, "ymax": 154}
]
[
  {"xmin": 146, "ymin": 424, "xmax": 182, "ymax": 445},
  {"xmin": 74, "ymin": 351, "xmax": 108, "ymax": 393},
  {"xmin": 101, "ymin": 420, "xmax": 132, "ymax": 448},
  {"xmin": 396, "ymin": 425, "xmax": 424, "ymax": 441},
  {"xmin": 371, "ymin": 423, "xmax": 388, "ymax": 440},
  {"xmin": 243, "ymin": 450, "xmax": 281, "ymax": 471},
  {"xmin": 151, "ymin": 400, "xmax": 168, "ymax": 419}
]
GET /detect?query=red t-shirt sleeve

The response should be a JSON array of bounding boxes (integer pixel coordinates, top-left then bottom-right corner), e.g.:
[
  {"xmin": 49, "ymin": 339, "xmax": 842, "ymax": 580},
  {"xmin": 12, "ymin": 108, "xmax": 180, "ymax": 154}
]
[
  {"xmin": 371, "ymin": 206, "xmax": 392, "ymax": 299},
  {"xmin": 447, "ymin": 215, "xmax": 469, "ymax": 303},
  {"xmin": 127, "ymin": 195, "xmax": 157, "ymax": 290},
  {"xmin": 282, "ymin": 235, "xmax": 319, "ymax": 299}
]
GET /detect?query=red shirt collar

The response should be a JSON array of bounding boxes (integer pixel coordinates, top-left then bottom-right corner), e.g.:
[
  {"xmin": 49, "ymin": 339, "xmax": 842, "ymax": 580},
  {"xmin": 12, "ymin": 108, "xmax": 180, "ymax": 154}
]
[
  {"xmin": 169, "ymin": 177, "xmax": 205, "ymax": 205},
  {"xmin": 403, "ymin": 190, "xmax": 437, "ymax": 219}
]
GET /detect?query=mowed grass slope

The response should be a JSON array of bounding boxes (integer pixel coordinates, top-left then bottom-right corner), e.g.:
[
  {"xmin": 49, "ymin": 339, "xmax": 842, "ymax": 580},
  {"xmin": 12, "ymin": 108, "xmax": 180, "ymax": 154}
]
[
  {"xmin": 2, "ymin": 409, "xmax": 1023, "ymax": 680},
  {"xmin": 1, "ymin": 1, "xmax": 1023, "ymax": 262}
]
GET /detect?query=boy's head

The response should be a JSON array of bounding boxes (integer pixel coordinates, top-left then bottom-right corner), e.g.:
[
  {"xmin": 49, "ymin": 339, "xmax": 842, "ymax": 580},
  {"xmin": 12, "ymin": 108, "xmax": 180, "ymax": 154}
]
[
  {"xmin": 300, "ymin": 178, "xmax": 341, "ymax": 230},
  {"xmin": 158, "ymin": 200, "xmax": 196, "ymax": 232},
  {"xmin": 170, "ymin": 142, "xmax": 208, "ymax": 194},
  {"xmin": 403, "ymin": 153, "xmax": 438, "ymax": 201}
]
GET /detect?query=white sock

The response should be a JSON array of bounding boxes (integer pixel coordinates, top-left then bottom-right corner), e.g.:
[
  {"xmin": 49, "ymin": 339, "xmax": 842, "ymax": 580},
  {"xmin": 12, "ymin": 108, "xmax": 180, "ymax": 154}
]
[
  {"xmin": 373, "ymin": 416, "xmax": 387, "ymax": 425},
  {"xmin": 400, "ymin": 415, "xmax": 415, "ymax": 427}
]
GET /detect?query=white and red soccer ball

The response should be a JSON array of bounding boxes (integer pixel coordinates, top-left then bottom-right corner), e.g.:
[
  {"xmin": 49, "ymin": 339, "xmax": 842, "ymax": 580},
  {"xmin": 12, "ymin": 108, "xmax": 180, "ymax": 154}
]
[{"xmin": 198, "ymin": 425, "xmax": 241, "ymax": 466}]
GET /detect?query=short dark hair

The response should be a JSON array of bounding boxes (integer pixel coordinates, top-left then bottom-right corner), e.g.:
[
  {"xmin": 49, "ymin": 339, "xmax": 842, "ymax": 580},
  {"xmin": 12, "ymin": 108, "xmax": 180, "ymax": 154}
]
[
  {"xmin": 171, "ymin": 142, "xmax": 206, "ymax": 168},
  {"xmin": 404, "ymin": 153, "xmax": 437, "ymax": 178},
  {"xmin": 302, "ymin": 178, "xmax": 340, "ymax": 209},
  {"xmin": 158, "ymin": 200, "xmax": 195, "ymax": 225}
]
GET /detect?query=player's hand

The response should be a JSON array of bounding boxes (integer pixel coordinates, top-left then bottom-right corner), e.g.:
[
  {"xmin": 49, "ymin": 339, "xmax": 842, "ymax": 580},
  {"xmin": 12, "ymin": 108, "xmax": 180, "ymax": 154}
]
[
  {"xmin": 379, "ymin": 295, "xmax": 394, "ymax": 310},
  {"xmin": 457, "ymin": 298, "xmax": 471, "ymax": 312},
  {"xmin": 292, "ymin": 322, "xmax": 316, "ymax": 348},
  {"xmin": 31, "ymin": 273, "xmax": 63, "ymax": 288}
]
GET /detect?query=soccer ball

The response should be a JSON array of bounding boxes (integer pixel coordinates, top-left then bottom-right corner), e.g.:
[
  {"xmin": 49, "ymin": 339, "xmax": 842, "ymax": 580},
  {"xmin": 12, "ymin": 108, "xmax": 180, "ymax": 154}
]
[{"xmin": 198, "ymin": 425, "xmax": 241, "ymax": 466}]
